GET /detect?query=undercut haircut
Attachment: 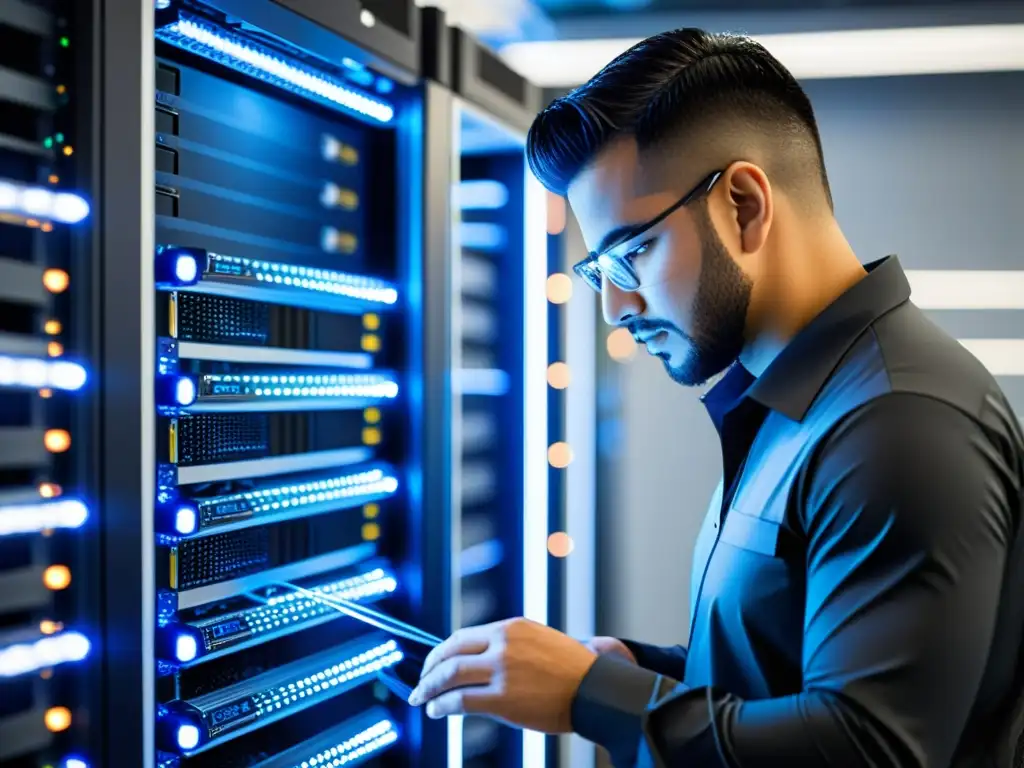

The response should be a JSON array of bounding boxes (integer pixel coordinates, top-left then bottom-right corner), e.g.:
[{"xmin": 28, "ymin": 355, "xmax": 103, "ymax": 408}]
[{"xmin": 526, "ymin": 28, "xmax": 833, "ymax": 211}]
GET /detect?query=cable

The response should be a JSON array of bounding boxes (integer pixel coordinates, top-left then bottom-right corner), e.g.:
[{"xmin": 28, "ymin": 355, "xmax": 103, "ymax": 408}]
[{"xmin": 247, "ymin": 581, "xmax": 441, "ymax": 648}]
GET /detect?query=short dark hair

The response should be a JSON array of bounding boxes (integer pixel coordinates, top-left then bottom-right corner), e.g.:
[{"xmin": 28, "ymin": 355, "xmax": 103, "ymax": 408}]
[{"xmin": 526, "ymin": 28, "xmax": 832, "ymax": 208}]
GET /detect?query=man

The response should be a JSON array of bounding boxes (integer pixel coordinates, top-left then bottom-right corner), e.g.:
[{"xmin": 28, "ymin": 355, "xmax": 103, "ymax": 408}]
[{"xmin": 409, "ymin": 28, "xmax": 1024, "ymax": 767}]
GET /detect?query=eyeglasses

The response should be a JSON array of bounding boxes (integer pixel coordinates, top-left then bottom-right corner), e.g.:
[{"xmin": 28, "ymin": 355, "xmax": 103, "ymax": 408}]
[{"xmin": 572, "ymin": 170, "xmax": 724, "ymax": 293}]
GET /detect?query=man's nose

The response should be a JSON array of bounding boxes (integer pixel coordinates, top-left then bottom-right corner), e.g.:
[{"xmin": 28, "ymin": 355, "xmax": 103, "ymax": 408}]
[{"xmin": 602, "ymin": 280, "xmax": 645, "ymax": 327}]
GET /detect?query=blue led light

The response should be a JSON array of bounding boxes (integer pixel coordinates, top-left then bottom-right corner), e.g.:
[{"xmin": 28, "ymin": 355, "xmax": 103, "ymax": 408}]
[
  {"xmin": 0, "ymin": 355, "xmax": 87, "ymax": 391},
  {"xmin": 177, "ymin": 723, "xmax": 200, "ymax": 750},
  {"xmin": 174, "ymin": 505, "xmax": 197, "ymax": 535},
  {"xmin": 206, "ymin": 252, "xmax": 398, "ymax": 305},
  {"xmin": 0, "ymin": 498, "xmax": 89, "ymax": 537},
  {"xmin": 155, "ymin": 246, "xmax": 203, "ymax": 286},
  {"xmin": 156, "ymin": 14, "xmax": 395, "ymax": 124},
  {"xmin": 63, "ymin": 758, "xmax": 89, "ymax": 768},
  {"xmin": 291, "ymin": 718, "xmax": 398, "ymax": 767},
  {"xmin": 455, "ymin": 180, "xmax": 509, "ymax": 210},
  {"xmin": 175, "ymin": 376, "xmax": 196, "ymax": 406},
  {"xmin": 0, "ymin": 178, "xmax": 90, "ymax": 224},
  {"xmin": 376, "ymin": 77, "xmax": 394, "ymax": 94},
  {"xmin": 0, "ymin": 631, "xmax": 91, "ymax": 678},
  {"xmin": 175, "ymin": 634, "xmax": 198, "ymax": 663},
  {"xmin": 241, "ymin": 469, "xmax": 398, "ymax": 515},
  {"xmin": 251, "ymin": 640, "xmax": 402, "ymax": 719}
]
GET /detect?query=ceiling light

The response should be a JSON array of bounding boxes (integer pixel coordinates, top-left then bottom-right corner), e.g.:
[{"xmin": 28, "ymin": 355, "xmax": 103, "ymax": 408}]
[{"xmin": 501, "ymin": 24, "xmax": 1024, "ymax": 87}]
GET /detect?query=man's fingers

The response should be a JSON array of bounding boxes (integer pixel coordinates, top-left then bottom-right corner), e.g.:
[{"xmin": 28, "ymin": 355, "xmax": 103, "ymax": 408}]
[
  {"xmin": 410, "ymin": 654, "xmax": 494, "ymax": 706},
  {"xmin": 424, "ymin": 686, "xmax": 496, "ymax": 719},
  {"xmin": 420, "ymin": 624, "xmax": 495, "ymax": 679}
]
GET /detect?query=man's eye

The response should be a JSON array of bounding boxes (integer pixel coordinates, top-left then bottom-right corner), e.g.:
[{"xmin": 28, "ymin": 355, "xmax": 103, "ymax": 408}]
[{"xmin": 626, "ymin": 240, "xmax": 654, "ymax": 261}]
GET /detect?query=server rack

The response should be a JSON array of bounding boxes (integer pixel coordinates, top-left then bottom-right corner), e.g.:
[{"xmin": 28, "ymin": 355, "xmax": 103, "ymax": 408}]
[
  {"xmin": 0, "ymin": 1, "xmax": 97, "ymax": 767},
  {"xmin": 94, "ymin": 0, "xmax": 453, "ymax": 766},
  {"xmin": 423, "ymin": 16, "xmax": 563, "ymax": 768}
]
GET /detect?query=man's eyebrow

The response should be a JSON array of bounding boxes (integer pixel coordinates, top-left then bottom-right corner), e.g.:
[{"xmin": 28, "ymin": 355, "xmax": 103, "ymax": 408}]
[{"xmin": 593, "ymin": 221, "xmax": 647, "ymax": 256}]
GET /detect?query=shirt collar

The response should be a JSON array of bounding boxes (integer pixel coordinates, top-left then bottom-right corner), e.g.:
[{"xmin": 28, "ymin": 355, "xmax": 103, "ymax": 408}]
[{"xmin": 738, "ymin": 255, "xmax": 911, "ymax": 422}]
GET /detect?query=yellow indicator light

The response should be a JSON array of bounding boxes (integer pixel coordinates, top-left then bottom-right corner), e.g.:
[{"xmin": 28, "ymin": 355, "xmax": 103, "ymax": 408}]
[
  {"xmin": 44, "ymin": 707, "xmax": 71, "ymax": 733},
  {"xmin": 47, "ymin": 341, "xmax": 63, "ymax": 357},
  {"xmin": 362, "ymin": 313, "xmax": 380, "ymax": 331},
  {"xmin": 362, "ymin": 427, "xmax": 381, "ymax": 446},
  {"xmin": 43, "ymin": 269, "xmax": 69, "ymax": 294},
  {"xmin": 44, "ymin": 319, "xmax": 61, "ymax": 335},
  {"xmin": 62, "ymin": 145, "xmax": 73, "ymax": 156},
  {"xmin": 56, "ymin": 85, "xmax": 66, "ymax": 95},
  {"xmin": 43, "ymin": 565, "xmax": 71, "ymax": 591},
  {"xmin": 363, "ymin": 503, "xmax": 379, "ymax": 519},
  {"xmin": 360, "ymin": 334, "xmax": 380, "ymax": 353},
  {"xmin": 338, "ymin": 189, "xmax": 359, "ymax": 210},
  {"xmin": 337, "ymin": 232, "xmax": 357, "ymax": 254},
  {"xmin": 169, "ymin": 421, "xmax": 178, "ymax": 464},
  {"xmin": 41, "ymin": 222, "xmax": 53, "ymax": 233},
  {"xmin": 39, "ymin": 388, "xmax": 53, "ymax": 399},
  {"xmin": 363, "ymin": 407, "xmax": 381, "ymax": 424},
  {"xmin": 339, "ymin": 145, "xmax": 358, "ymax": 165},
  {"xmin": 169, "ymin": 549, "xmax": 178, "ymax": 590},
  {"xmin": 168, "ymin": 293, "xmax": 178, "ymax": 338},
  {"xmin": 40, "ymin": 620, "xmax": 62, "ymax": 635},
  {"xmin": 361, "ymin": 522, "xmax": 381, "ymax": 541},
  {"xmin": 49, "ymin": 174, "xmax": 60, "ymax": 183},
  {"xmin": 39, "ymin": 482, "xmax": 62, "ymax": 499},
  {"xmin": 44, "ymin": 429, "xmax": 71, "ymax": 453}
]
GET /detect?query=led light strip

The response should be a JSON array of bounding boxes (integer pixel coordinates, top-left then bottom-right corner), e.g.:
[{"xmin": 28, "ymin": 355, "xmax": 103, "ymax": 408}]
[
  {"xmin": 208, "ymin": 252, "xmax": 399, "ymax": 304},
  {"xmin": 199, "ymin": 372, "xmax": 399, "ymax": 400},
  {"xmin": 156, "ymin": 246, "xmax": 399, "ymax": 306},
  {"xmin": 0, "ymin": 355, "xmax": 88, "ymax": 391},
  {"xmin": 171, "ymin": 569, "xmax": 397, "ymax": 664},
  {"xmin": 171, "ymin": 468, "xmax": 399, "ymax": 535},
  {"xmin": 156, "ymin": 13, "xmax": 395, "ymax": 124},
  {"xmin": 0, "ymin": 498, "xmax": 89, "ymax": 537},
  {"xmin": 0, "ymin": 177, "xmax": 90, "ymax": 224},
  {"xmin": 0, "ymin": 631, "xmax": 91, "ymax": 678},
  {"xmin": 252, "ymin": 641, "xmax": 401, "ymax": 717},
  {"xmin": 283, "ymin": 719, "xmax": 398, "ymax": 768}
]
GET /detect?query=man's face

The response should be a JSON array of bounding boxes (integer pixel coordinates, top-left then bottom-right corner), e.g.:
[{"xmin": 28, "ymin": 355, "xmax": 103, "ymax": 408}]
[{"xmin": 568, "ymin": 137, "xmax": 753, "ymax": 387}]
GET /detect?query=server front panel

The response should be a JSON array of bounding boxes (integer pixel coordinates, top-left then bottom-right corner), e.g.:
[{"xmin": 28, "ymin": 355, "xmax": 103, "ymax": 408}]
[
  {"xmin": 148, "ymin": 4, "xmax": 434, "ymax": 766},
  {"xmin": 0, "ymin": 1, "xmax": 95, "ymax": 767}
]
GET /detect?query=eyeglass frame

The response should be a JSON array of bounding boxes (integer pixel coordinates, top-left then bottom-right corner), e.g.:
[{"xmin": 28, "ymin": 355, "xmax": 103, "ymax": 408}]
[{"xmin": 572, "ymin": 169, "xmax": 725, "ymax": 293}]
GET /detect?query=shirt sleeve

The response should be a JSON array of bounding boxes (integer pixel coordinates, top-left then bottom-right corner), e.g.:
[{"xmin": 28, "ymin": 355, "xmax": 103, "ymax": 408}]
[
  {"xmin": 618, "ymin": 640, "xmax": 688, "ymax": 680},
  {"xmin": 571, "ymin": 393, "xmax": 1021, "ymax": 768}
]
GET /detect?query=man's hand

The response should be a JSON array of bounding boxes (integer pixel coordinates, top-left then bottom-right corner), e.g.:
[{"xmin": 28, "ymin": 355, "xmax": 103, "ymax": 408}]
[
  {"xmin": 408, "ymin": 618, "xmax": 599, "ymax": 733},
  {"xmin": 586, "ymin": 636, "xmax": 638, "ymax": 664}
]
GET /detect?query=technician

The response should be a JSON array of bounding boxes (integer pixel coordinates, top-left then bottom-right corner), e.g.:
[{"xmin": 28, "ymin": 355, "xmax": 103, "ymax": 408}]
[{"xmin": 409, "ymin": 28, "xmax": 1024, "ymax": 767}]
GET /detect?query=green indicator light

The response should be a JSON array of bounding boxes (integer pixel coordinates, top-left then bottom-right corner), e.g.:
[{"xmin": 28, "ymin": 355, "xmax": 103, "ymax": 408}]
[
  {"xmin": 43, "ymin": 137, "xmax": 53, "ymax": 149},
  {"xmin": 55, "ymin": 133, "xmax": 64, "ymax": 143},
  {"xmin": 60, "ymin": 37, "xmax": 69, "ymax": 48}
]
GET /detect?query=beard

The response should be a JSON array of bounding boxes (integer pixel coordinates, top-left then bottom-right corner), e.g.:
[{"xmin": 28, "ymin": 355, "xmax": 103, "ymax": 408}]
[{"xmin": 629, "ymin": 206, "xmax": 752, "ymax": 387}]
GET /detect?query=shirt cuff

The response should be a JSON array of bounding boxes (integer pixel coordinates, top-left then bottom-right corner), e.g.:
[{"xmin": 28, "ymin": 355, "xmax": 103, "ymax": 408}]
[
  {"xmin": 619, "ymin": 638, "xmax": 687, "ymax": 679},
  {"xmin": 571, "ymin": 655, "xmax": 663, "ymax": 765}
]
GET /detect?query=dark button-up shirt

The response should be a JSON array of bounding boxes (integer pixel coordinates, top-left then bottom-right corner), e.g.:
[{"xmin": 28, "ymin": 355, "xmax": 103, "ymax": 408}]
[{"xmin": 572, "ymin": 256, "xmax": 1024, "ymax": 767}]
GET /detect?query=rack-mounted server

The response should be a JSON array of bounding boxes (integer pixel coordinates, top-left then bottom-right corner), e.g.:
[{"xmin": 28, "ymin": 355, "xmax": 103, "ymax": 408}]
[
  {"xmin": 87, "ymin": 0, "xmax": 453, "ymax": 765},
  {"xmin": 0, "ymin": 1, "xmax": 96, "ymax": 767}
]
